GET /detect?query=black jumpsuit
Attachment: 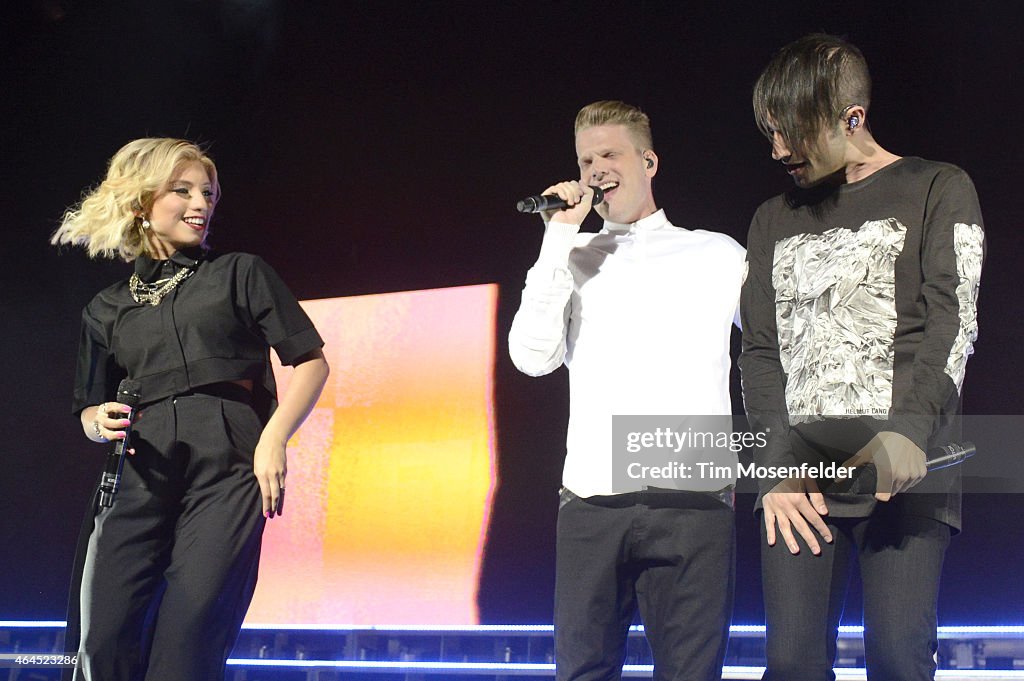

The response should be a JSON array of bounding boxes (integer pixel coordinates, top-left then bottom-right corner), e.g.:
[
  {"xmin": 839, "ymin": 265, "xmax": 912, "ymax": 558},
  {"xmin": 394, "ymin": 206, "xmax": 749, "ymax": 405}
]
[{"xmin": 66, "ymin": 247, "xmax": 323, "ymax": 681}]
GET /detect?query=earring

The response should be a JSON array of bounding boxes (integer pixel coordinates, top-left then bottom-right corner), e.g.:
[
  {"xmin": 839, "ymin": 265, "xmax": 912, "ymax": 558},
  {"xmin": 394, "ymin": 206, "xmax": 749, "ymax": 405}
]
[
  {"xmin": 141, "ymin": 218, "xmax": 151, "ymax": 230},
  {"xmin": 848, "ymin": 116, "xmax": 860, "ymax": 131}
]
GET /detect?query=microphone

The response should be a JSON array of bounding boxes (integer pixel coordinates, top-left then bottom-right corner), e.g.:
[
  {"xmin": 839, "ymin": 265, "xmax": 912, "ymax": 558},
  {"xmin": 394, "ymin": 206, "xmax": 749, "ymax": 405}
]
[
  {"xmin": 844, "ymin": 441, "xmax": 976, "ymax": 494},
  {"xmin": 924, "ymin": 441, "xmax": 976, "ymax": 470},
  {"xmin": 516, "ymin": 185, "xmax": 607, "ymax": 214},
  {"xmin": 98, "ymin": 379, "xmax": 142, "ymax": 509}
]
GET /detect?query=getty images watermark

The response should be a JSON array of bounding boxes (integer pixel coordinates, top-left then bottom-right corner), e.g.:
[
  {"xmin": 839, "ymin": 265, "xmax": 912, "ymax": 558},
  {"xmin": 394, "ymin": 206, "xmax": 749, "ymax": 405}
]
[
  {"xmin": 613, "ymin": 415, "xmax": 1024, "ymax": 495},
  {"xmin": 612, "ymin": 415, "xmax": 854, "ymax": 494}
]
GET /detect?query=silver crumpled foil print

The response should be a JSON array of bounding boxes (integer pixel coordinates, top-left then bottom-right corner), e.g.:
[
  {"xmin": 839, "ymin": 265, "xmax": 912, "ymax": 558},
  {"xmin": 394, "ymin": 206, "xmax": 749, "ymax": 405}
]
[
  {"xmin": 772, "ymin": 219, "xmax": 907, "ymax": 424},
  {"xmin": 945, "ymin": 222, "xmax": 984, "ymax": 393}
]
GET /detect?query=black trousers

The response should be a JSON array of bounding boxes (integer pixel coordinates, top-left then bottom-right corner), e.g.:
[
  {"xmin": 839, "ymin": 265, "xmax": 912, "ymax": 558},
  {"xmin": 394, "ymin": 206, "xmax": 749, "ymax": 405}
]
[
  {"xmin": 554, "ymin": 488, "xmax": 735, "ymax": 681},
  {"xmin": 73, "ymin": 391, "xmax": 266, "ymax": 681},
  {"xmin": 760, "ymin": 505, "xmax": 951, "ymax": 681}
]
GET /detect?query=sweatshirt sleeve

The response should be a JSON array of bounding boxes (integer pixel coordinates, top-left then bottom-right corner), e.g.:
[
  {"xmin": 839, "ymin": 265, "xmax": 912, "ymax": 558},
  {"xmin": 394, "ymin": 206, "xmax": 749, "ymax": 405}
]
[
  {"xmin": 738, "ymin": 204, "xmax": 796, "ymax": 493},
  {"xmin": 888, "ymin": 168, "xmax": 985, "ymax": 450},
  {"xmin": 508, "ymin": 221, "xmax": 580, "ymax": 377}
]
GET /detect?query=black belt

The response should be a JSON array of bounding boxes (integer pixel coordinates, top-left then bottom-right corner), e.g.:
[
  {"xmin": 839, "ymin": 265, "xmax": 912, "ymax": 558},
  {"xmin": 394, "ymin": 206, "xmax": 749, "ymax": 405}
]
[
  {"xmin": 574, "ymin": 486, "xmax": 733, "ymax": 510},
  {"xmin": 175, "ymin": 382, "xmax": 253, "ymax": 405}
]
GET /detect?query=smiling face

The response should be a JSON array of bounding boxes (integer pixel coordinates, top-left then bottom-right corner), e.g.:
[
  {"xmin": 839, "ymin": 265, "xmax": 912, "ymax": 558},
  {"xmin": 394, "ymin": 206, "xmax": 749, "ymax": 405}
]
[
  {"xmin": 145, "ymin": 161, "xmax": 216, "ymax": 257},
  {"xmin": 575, "ymin": 124, "xmax": 657, "ymax": 224}
]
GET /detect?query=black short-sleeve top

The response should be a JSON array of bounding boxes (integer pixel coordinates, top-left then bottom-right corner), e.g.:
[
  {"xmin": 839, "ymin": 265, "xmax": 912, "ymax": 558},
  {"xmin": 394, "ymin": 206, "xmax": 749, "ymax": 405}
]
[{"xmin": 73, "ymin": 246, "xmax": 324, "ymax": 423}]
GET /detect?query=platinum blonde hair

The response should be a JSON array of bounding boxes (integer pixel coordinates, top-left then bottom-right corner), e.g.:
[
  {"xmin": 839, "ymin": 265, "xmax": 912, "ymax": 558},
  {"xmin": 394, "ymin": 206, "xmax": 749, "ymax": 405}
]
[
  {"xmin": 574, "ymin": 100, "xmax": 653, "ymax": 151},
  {"xmin": 52, "ymin": 138, "xmax": 220, "ymax": 261}
]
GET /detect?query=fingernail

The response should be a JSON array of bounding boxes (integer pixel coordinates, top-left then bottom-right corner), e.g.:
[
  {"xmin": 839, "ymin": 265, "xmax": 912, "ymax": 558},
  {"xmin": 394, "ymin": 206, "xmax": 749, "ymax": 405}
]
[
  {"xmin": 122, "ymin": 405, "xmax": 132, "ymax": 413},
  {"xmin": 122, "ymin": 419, "xmax": 132, "ymax": 427},
  {"xmin": 264, "ymin": 511, "xmax": 270, "ymax": 518}
]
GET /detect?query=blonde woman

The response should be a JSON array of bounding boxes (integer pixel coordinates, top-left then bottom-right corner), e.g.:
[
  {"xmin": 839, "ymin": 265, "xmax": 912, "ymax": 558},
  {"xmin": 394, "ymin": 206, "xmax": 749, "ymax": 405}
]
[{"xmin": 53, "ymin": 138, "xmax": 329, "ymax": 681}]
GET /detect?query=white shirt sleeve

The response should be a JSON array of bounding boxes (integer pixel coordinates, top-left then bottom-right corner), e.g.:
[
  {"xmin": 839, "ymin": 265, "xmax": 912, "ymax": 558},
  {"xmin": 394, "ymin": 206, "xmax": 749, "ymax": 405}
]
[
  {"xmin": 508, "ymin": 221, "xmax": 580, "ymax": 376},
  {"xmin": 733, "ymin": 240, "xmax": 747, "ymax": 330}
]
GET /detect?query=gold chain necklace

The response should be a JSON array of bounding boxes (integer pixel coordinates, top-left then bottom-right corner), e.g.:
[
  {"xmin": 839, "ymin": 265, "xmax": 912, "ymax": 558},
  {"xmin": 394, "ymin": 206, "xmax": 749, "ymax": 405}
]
[{"xmin": 128, "ymin": 266, "xmax": 195, "ymax": 306}]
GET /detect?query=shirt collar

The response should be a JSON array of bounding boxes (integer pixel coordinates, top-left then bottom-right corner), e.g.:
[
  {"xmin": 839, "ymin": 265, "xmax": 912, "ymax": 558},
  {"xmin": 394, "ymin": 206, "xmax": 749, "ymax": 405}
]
[
  {"xmin": 133, "ymin": 246, "xmax": 206, "ymax": 282},
  {"xmin": 602, "ymin": 208, "xmax": 669, "ymax": 234}
]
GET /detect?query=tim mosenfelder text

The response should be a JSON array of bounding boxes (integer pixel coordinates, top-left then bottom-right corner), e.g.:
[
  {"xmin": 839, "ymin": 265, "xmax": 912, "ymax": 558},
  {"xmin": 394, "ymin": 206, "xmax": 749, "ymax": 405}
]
[{"xmin": 626, "ymin": 460, "xmax": 855, "ymax": 482}]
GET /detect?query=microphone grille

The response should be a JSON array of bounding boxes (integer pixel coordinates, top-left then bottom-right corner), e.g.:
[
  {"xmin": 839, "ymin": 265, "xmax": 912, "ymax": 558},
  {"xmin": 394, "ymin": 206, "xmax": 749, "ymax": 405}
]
[{"xmin": 116, "ymin": 379, "xmax": 143, "ymax": 408}]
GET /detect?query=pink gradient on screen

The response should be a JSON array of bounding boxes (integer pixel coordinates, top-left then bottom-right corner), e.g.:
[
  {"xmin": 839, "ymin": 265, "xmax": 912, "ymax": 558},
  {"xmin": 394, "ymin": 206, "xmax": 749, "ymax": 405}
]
[{"xmin": 246, "ymin": 284, "xmax": 499, "ymax": 624}]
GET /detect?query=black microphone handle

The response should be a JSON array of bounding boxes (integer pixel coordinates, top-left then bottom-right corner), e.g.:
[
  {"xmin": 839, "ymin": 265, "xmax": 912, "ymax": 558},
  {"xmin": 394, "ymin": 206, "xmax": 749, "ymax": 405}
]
[
  {"xmin": 844, "ymin": 441, "xmax": 976, "ymax": 495},
  {"xmin": 925, "ymin": 441, "xmax": 976, "ymax": 469},
  {"xmin": 516, "ymin": 185, "xmax": 606, "ymax": 214},
  {"xmin": 98, "ymin": 379, "xmax": 142, "ymax": 508}
]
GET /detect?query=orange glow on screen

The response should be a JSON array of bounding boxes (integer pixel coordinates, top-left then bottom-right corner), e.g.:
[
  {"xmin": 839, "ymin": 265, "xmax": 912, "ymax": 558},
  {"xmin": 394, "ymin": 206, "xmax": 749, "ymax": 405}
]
[{"xmin": 246, "ymin": 284, "xmax": 498, "ymax": 624}]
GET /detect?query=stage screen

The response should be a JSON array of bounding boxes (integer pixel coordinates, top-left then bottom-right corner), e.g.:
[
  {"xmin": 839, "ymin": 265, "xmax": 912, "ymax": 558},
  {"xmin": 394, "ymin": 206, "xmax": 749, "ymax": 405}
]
[{"xmin": 245, "ymin": 284, "xmax": 499, "ymax": 625}]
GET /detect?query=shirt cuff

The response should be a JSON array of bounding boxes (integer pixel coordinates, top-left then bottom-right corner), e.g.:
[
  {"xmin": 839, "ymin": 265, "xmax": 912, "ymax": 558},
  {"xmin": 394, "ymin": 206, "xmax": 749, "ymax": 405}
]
[{"xmin": 273, "ymin": 327, "xmax": 325, "ymax": 366}]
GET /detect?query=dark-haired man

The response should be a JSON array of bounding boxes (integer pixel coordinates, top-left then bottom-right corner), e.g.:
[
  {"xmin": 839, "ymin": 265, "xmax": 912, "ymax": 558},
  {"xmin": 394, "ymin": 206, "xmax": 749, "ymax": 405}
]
[
  {"xmin": 510, "ymin": 100, "xmax": 745, "ymax": 680},
  {"xmin": 740, "ymin": 34, "xmax": 984, "ymax": 680}
]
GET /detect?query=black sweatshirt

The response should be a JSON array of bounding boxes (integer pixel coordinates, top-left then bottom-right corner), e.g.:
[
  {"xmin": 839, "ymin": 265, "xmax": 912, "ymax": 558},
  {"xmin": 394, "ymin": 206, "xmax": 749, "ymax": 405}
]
[{"xmin": 739, "ymin": 157, "xmax": 984, "ymax": 529}]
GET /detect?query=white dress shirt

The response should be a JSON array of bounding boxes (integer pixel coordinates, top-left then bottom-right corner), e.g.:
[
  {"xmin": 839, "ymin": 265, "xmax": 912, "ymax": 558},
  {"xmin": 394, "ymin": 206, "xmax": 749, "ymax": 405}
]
[{"xmin": 509, "ymin": 209, "xmax": 746, "ymax": 497}]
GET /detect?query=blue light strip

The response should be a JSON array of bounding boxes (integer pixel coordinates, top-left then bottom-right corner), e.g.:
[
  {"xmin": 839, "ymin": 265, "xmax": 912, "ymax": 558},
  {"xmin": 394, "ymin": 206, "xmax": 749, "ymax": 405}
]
[
  {"xmin": 227, "ymin": 660, "xmax": 554, "ymax": 670},
  {"xmin": 239, "ymin": 622, "xmax": 561, "ymax": 630},
  {"xmin": 822, "ymin": 669, "xmax": 1024, "ymax": 680},
  {"xmin": 3, "ymin": 621, "xmax": 1024, "ymax": 636},
  {"xmin": 936, "ymin": 626, "xmax": 1024, "ymax": 638},
  {"xmin": 235, "ymin": 623, "xmax": 1024, "ymax": 638},
  {"xmin": 2, "ymin": 652, "xmax": 1021, "ymax": 681},
  {"xmin": 222, "ymin": 659, "xmax": 1024, "ymax": 680}
]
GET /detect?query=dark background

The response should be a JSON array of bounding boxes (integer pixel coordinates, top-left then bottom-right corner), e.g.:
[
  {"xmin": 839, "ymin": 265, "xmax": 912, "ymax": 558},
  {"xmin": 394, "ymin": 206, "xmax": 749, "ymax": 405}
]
[{"xmin": 2, "ymin": 1, "xmax": 1021, "ymax": 625}]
